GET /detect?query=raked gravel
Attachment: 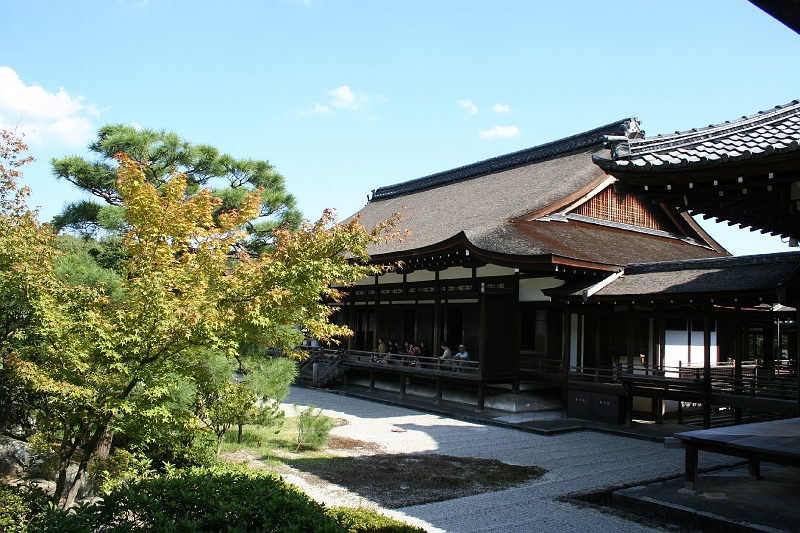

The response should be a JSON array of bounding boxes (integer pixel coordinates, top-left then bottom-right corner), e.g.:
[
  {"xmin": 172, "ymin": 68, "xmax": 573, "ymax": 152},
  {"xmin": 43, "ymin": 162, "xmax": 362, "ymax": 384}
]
[{"xmin": 280, "ymin": 387, "xmax": 736, "ymax": 533}]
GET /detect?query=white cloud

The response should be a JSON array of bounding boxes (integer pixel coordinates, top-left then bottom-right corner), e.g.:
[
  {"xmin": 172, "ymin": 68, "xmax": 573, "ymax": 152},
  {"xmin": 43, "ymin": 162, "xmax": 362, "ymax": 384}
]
[
  {"xmin": 301, "ymin": 85, "xmax": 380, "ymax": 115},
  {"xmin": 300, "ymin": 103, "xmax": 330, "ymax": 115},
  {"xmin": 330, "ymin": 85, "xmax": 368, "ymax": 110},
  {"xmin": 480, "ymin": 125, "xmax": 520, "ymax": 139},
  {"xmin": 458, "ymin": 99, "xmax": 478, "ymax": 115},
  {"xmin": 492, "ymin": 103, "xmax": 512, "ymax": 113},
  {"xmin": 0, "ymin": 66, "xmax": 97, "ymax": 148}
]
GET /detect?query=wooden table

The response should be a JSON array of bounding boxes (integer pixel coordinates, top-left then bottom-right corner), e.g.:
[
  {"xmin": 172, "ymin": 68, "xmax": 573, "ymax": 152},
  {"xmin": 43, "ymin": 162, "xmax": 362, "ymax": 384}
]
[{"xmin": 668, "ymin": 418, "xmax": 800, "ymax": 490}]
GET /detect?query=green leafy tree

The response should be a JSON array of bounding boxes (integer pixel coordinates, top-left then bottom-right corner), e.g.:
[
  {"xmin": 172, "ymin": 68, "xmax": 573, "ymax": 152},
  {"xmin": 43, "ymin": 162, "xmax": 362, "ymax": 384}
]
[
  {"xmin": 7, "ymin": 151, "xmax": 399, "ymax": 507},
  {"xmin": 51, "ymin": 124, "xmax": 302, "ymax": 252},
  {"xmin": 193, "ymin": 351, "xmax": 296, "ymax": 455},
  {"xmin": 0, "ymin": 131, "xmax": 54, "ymax": 437}
]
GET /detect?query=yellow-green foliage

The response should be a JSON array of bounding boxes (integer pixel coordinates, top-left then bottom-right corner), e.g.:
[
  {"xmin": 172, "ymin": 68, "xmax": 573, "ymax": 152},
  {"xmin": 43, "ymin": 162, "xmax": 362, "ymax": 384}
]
[{"xmin": 329, "ymin": 506, "xmax": 429, "ymax": 533}]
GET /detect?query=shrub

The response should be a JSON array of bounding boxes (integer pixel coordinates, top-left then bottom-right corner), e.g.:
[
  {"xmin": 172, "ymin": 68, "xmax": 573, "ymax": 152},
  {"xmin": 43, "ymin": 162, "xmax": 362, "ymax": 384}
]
[
  {"xmin": 294, "ymin": 403, "xmax": 334, "ymax": 451},
  {"xmin": 329, "ymin": 506, "xmax": 429, "ymax": 533},
  {"xmin": 0, "ymin": 483, "xmax": 51, "ymax": 533},
  {"xmin": 33, "ymin": 464, "xmax": 346, "ymax": 533}
]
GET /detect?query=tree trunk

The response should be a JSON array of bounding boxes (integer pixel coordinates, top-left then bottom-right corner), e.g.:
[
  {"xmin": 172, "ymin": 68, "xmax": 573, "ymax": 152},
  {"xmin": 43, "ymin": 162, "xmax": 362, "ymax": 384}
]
[
  {"xmin": 53, "ymin": 424, "xmax": 77, "ymax": 506},
  {"xmin": 96, "ymin": 425, "xmax": 113, "ymax": 460},
  {"xmin": 238, "ymin": 423, "xmax": 243, "ymax": 444},
  {"xmin": 57, "ymin": 421, "xmax": 109, "ymax": 508},
  {"xmin": 216, "ymin": 431, "xmax": 226, "ymax": 455}
]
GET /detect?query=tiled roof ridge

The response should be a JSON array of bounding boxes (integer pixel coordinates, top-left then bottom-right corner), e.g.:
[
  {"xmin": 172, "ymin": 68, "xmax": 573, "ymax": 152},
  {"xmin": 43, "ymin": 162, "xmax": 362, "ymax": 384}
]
[
  {"xmin": 626, "ymin": 100, "xmax": 800, "ymax": 156},
  {"xmin": 370, "ymin": 119, "xmax": 629, "ymax": 201},
  {"xmin": 625, "ymin": 250, "xmax": 800, "ymax": 275}
]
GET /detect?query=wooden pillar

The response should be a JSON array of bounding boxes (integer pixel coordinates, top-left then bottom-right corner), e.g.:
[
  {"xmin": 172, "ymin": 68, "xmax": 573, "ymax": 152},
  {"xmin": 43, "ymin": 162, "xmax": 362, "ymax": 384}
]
[
  {"xmin": 369, "ymin": 368, "xmax": 374, "ymax": 391},
  {"xmin": 477, "ymin": 381, "xmax": 485, "ymax": 412},
  {"xmin": 373, "ymin": 276, "xmax": 380, "ymax": 352},
  {"xmin": 748, "ymin": 457, "xmax": 762, "ymax": 479},
  {"xmin": 703, "ymin": 306, "xmax": 712, "ymax": 430},
  {"xmin": 763, "ymin": 316, "xmax": 775, "ymax": 374},
  {"xmin": 685, "ymin": 447, "xmax": 699, "ymax": 491},
  {"xmin": 796, "ymin": 307, "xmax": 800, "ymax": 417},
  {"xmin": 435, "ymin": 377, "xmax": 442, "ymax": 404},
  {"xmin": 576, "ymin": 311, "xmax": 584, "ymax": 369},
  {"xmin": 399, "ymin": 371, "xmax": 406, "ymax": 398},
  {"xmin": 561, "ymin": 303, "xmax": 571, "ymax": 417},
  {"xmin": 595, "ymin": 309, "xmax": 602, "ymax": 371},
  {"xmin": 656, "ymin": 314, "xmax": 666, "ymax": 424},
  {"xmin": 734, "ymin": 306, "xmax": 743, "ymax": 424},
  {"xmin": 627, "ymin": 305, "xmax": 635, "ymax": 374},
  {"xmin": 414, "ymin": 297, "xmax": 419, "ymax": 345},
  {"xmin": 348, "ymin": 297, "xmax": 356, "ymax": 350},
  {"xmin": 433, "ymin": 270, "xmax": 441, "ymax": 352},
  {"xmin": 625, "ymin": 304, "xmax": 635, "ymax": 426}
]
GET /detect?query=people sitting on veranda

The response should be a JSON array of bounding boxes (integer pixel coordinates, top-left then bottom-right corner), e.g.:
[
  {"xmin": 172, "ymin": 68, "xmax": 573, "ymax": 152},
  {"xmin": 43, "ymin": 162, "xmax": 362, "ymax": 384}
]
[
  {"xmin": 375, "ymin": 338, "xmax": 388, "ymax": 363},
  {"xmin": 439, "ymin": 342, "xmax": 453, "ymax": 370},
  {"xmin": 385, "ymin": 339, "xmax": 401, "ymax": 364},
  {"xmin": 405, "ymin": 340, "xmax": 420, "ymax": 366},
  {"xmin": 418, "ymin": 341, "xmax": 431, "ymax": 359},
  {"xmin": 454, "ymin": 344, "xmax": 470, "ymax": 371}
]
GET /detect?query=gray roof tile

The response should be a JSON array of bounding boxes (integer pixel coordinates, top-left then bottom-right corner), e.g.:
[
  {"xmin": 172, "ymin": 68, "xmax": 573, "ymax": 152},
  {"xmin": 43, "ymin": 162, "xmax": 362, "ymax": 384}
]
[
  {"xmin": 547, "ymin": 252, "xmax": 800, "ymax": 299},
  {"xmin": 594, "ymin": 100, "xmax": 800, "ymax": 171}
]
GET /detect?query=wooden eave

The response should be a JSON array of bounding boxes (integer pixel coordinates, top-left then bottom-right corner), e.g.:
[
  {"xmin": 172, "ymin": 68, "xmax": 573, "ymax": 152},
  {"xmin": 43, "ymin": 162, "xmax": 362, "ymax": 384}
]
[
  {"xmin": 611, "ymin": 154, "xmax": 800, "ymax": 239},
  {"xmin": 367, "ymin": 230, "xmax": 622, "ymax": 276}
]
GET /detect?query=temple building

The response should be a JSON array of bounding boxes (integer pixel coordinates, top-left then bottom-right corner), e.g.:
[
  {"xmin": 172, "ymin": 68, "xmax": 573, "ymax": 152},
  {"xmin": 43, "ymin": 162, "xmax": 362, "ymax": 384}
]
[
  {"xmin": 318, "ymin": 118, "xmax": 725, "ymax": 410},
  {"xmin": 303, "ymin": 100, "xmax": 800, "ymax": 426}
]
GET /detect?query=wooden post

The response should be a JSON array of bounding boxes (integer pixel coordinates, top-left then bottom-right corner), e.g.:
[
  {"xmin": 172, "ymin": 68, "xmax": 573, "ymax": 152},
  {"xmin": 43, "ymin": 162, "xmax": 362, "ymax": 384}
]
[
  {"xmin": 657, "ymin": 314, "xmax": 666, "ymax": 424},
  {"xmin": 626, "ymin": 304, "xmax": 634, "ymax": 426},
  {"xmin": 748, "ymin": 457, "xmax": 762, "ymax": 479},
  {"xmin": 685, "ymin": 446, "xmax": 699, "ymax": 491},
  {"xmin": 703, "ymin": 306, "xmax": 712, "ymax": 430},
  {"xmin": 435, "ymin": 377, "xmax": 442, "ymax": 404},
  {"xmin": 433, "ymin": 270, "xmax": 441, "ymax": 352},
  {"xmin": 373, "ymin": 275, "xmax": 380, "ymax": 352},
  {"xmin": 477, "ymin": 381, "xmax": 485, "ymax": 412},
  {"xmin": 561, "ymin": 303, "xmax": 571, "ymax": 417},
  {"xmin": 796, "ymin": 307, "xmax": 800, "ymax": 417},
  {"xmin": 576, "ymin": 311, "xmax": 584, "ymax": 370},
  {"xmin": 734, "ymin": 306, "xmax": 743, "ymax": 424},
  {"xmin": 348, "ymin": 297, "xmax": 356, "ymax": 351}
]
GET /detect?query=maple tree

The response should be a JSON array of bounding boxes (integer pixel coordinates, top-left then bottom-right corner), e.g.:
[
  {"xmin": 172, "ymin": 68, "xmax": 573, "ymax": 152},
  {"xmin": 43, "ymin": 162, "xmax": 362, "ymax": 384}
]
[{"xmin": 3, "ymin": 134, "xmax": 399, "ymax": 507}]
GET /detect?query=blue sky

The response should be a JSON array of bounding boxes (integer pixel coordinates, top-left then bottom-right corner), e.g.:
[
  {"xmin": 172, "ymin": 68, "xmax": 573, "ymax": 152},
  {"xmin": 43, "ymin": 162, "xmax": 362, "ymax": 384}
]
[{"xmin": 2, "ymin": 0, "xmax": 799, "ymax": 255}]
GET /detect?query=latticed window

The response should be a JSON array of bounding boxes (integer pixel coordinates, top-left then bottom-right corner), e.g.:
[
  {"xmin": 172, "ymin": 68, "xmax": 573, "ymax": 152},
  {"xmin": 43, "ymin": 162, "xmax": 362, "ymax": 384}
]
[{"xmin": 574, "ymin": 187, "xmax": 669, "ymax": 231}]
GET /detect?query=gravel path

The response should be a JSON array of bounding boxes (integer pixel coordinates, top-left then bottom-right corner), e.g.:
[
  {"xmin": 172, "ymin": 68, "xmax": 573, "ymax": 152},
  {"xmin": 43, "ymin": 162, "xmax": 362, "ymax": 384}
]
[{"xmin": 281, "ymin": 387, "xmax": 736, "ymax": 533}]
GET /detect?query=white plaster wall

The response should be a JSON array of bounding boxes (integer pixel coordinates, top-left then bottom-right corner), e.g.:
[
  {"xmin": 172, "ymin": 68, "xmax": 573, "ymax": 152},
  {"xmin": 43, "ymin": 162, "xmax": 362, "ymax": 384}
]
[
  {"xmin": 438, "ymin": 266, "xmax": 474, "ymax": 280},
  {"xmin": 476, "ymin": 265, "xmax": 517, "ymax": 277},
  {"xmin": 519, "ymin": 277, "xmax": 564, "ymax": 302},
  {"xmin": 378, "ymin": 272, "xmax": 404, "ymax": 284},
  {"xmin": 406, "ymin": 270, "xmax": 436, "ymax": 282},
  {"xmin": 664, "ymin": 329, "xmax": 718, "ymax": 377},
  {"xmin": 569, "ymin": 314, "xmax": 579, "ymax": 369}
]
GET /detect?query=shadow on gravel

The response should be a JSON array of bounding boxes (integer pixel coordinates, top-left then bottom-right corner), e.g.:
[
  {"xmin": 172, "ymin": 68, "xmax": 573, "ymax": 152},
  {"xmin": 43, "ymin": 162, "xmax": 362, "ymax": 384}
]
[{"xmin": 287, "ymin": 453, "xmax": 546, "ymax": 508}]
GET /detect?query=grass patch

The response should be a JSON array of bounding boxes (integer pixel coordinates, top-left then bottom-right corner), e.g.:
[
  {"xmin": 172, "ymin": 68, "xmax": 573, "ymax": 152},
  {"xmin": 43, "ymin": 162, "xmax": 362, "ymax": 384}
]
[
  {"xmin": 287, "ymin": 453, "xmax": 547, "ymax": 508},
  {"xmin": 220, "ymin": 420, "xmax": 301, "ymax": 456}
]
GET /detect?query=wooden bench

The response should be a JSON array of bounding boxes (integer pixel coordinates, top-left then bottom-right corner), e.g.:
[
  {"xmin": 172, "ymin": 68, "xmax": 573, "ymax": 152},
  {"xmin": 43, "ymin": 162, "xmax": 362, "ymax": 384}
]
[{"xmin": 665, "ymin": 418, "xmax": 800, "ymax": 491}]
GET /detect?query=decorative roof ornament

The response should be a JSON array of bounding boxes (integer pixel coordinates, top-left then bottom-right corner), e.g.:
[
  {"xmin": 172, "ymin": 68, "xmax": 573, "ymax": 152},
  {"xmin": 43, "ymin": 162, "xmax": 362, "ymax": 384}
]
[
  {"xmin": 602, "ymin": 117, "xmax": 645, "ymax": 160},
  {"xmin": 623, "ymin": 117, "xmax": 645, "ymax": 139}
]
